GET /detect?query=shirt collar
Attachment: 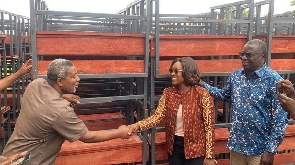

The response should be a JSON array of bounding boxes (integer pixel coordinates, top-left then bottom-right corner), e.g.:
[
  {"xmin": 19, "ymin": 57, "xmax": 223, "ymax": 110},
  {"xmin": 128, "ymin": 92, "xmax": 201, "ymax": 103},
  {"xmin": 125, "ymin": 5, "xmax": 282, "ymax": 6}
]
[{"xmin": 241, "ymin": 63, "xmax": 267, "ymax": 78}]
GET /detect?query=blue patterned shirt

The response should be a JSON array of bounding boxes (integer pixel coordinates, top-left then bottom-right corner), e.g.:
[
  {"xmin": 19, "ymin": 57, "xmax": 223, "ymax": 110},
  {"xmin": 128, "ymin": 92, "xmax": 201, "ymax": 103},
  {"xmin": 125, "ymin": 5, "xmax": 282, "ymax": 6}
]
[{"xmin": 202, "ymin": 63, "xmax": 288, "ymax": 156}]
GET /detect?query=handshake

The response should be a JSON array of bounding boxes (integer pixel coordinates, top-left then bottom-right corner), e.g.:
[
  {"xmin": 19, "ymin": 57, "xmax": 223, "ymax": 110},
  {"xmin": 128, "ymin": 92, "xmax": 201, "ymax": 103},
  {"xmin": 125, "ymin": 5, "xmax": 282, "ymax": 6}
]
[{"xmin": 117, "ymin": 123, "xmax": 141, "ymax": 139}]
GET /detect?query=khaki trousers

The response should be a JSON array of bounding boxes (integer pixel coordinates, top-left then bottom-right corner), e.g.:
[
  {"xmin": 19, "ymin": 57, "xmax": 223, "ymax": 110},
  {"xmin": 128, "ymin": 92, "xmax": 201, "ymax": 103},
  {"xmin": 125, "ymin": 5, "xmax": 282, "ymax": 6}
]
[{"xmin": 230, "ymin": 150, "xmax": 261, "ymax": 165}]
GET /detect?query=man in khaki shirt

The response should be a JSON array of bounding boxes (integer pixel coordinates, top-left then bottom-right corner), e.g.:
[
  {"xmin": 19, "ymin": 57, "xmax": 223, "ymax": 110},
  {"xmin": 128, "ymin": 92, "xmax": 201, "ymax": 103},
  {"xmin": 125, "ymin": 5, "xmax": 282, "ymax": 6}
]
[{"xmin": 2, "ymin": 59, "xmax": 131, "ymax": 164}]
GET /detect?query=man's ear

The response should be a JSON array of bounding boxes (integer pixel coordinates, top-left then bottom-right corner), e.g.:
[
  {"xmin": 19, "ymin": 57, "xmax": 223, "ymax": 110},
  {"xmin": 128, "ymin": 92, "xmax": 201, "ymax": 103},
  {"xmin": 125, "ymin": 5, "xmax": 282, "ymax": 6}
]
[
  {"xmin": 56, "ymin": 78, "xmax": 63, "ymax": 87},
  {"xmin": 262, "ymin": 53, "xmax": 267, "ymax": 60}
]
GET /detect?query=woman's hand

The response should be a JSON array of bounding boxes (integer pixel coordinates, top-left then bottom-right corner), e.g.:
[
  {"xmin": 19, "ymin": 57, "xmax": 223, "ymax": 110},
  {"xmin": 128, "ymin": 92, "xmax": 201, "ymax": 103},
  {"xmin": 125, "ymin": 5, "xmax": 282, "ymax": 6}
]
[
  {"xmin": 127, "ymin": 123, "xmax": 140, "ymax": 135},
  {"xmin": 203, "ymin": 158, "xmax": 217, "ymax": 165}
]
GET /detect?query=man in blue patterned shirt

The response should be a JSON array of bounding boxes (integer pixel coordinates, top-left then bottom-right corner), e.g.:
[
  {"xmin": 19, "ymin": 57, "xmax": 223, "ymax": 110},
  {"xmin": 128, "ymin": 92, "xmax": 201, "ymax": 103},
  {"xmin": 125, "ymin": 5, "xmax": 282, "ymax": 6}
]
[{"xmin": 200, "ymin": 39, "xmax": 288, "ymax": 165}]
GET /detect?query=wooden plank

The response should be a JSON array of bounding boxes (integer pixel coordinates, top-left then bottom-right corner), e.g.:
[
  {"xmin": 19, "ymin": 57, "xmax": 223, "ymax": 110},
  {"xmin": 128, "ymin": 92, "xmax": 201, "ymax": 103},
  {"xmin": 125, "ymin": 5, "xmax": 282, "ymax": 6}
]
[
  {"xmin": 278, "ymin": 125, "xmax": 295, "ymax": 151},
  {"xmin": 284, "ymin": 124, "xmax": 295, "ymax": 136},
  {"xmin": 255, "ymin": 35, "xmax": 295, "ymax": 53},
  {"xmin": 150, "ymin": 35, "xmax": 247, "ymax": 57},
  {"xmin": 56, "ymin": 135, "xmax": 146, "ymax": 165},
  {"xmin": 154, "ymin": 128, "xmax": 230, "ymax": 160},
  {"xmin": 152, "ymin": 35, "xmax": 295, "ymax": 57},
  {"xmin": 37, "ymin": 31, "xmax": 145, "ymax": 38},
  {"xmin": 3, "ymin": 35, "xmax": 28, "ymax": 45},
  {"xmin": 274, "ymin": 152, "xmax": 295, "ymax": 164},
  {"xmin": 78, "ymin": 112, "xmax": 126, "ymax": 131},
  {"xmin": 154, "ymin": 132, "xmax": 167, "ymax": 160},
  {"xmin": 83, "ymin": 118, "xmax": 127, "ymax": 131},
  {"xmin": 36, "ymin": 31, "xmax": 145, "ymax": 56},
  {"xmin": 1, "ymin": 93, "xmax": 21, "ymax": 106},
  {"xmin": 216, "ymin": 159, "xmax": 230, "ymax": 165},
  {"xmin": 277, "ymin": 136, "xmax": 295, "ymax": 151},
  {"xmin": 155, "ymin": 145, "xmax": 168, "ymax": 161},
  {"xmin": 37, "ymin": 60, "xmax": 144, "ymax": 74},
  {"xmin": 152, "ymin": 126, "xmax": 295, "ymax": 164},
  {"xmin": 0, "ymin": 34, "xmax": 5, "ymax": 39},
  {"xmin": 77, "ymin": 112, "xmax": 124, "ymax": 121},
  {"xmin": 215, "ymin": 140, "xmax": 229, "ymax": 154},
  {"xmin": 159, "ymin": 59, "xmax": 239, "ymax": 74},
  {"xmin": 158, "ymin": 59, "xmax": 295, "ymax": 74},
  {"xmin": 270, "ymin": 59, "xmax": 295, "ymax": 71}
]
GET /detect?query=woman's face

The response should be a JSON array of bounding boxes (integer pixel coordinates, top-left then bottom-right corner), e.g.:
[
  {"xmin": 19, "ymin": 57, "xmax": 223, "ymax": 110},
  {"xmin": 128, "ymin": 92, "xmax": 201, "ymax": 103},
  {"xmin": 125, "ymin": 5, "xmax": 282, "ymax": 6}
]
[{"xmin": 170, "ymin": 61, "xmax": 185, "ymax": 86}]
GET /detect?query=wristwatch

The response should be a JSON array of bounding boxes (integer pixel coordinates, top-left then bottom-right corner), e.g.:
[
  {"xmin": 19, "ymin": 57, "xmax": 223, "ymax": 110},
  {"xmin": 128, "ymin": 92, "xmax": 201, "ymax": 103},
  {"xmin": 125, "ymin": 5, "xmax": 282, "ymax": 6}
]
[{"xmin": 268, "ymin": 151, "xmax": 275, "ymax": 156}]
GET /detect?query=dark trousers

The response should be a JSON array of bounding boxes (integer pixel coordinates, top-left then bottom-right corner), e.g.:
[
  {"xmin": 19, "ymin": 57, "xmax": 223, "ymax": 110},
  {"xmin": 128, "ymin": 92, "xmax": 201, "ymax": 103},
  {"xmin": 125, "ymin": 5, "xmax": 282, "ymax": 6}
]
[{"xmin": 168, "ymin": 135, "xmax": 205, "ymax": 165}]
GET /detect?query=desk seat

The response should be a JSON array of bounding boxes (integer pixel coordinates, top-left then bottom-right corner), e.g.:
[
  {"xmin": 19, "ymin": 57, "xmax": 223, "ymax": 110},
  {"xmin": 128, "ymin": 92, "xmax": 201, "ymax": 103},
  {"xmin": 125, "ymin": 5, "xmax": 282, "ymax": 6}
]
[
  {"xmin": 56, "ymin": 134, "xmax": 145, "ymax": 165},
  {"xmin": 78, "ymin": 112, "xmax": 126, "ymax": 130}
]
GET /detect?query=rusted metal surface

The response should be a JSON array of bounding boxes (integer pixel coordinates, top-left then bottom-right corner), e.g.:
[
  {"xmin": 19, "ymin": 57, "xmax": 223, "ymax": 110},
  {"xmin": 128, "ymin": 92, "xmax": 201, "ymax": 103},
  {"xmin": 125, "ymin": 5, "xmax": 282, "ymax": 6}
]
[
  {"xmin": 78, "ymin": 112, "xmax": 126, "ymax": 131},
  {"xmin": 4, "ymin": 35, "xmax": 28, "ymax": 45},
  {"xmin": 278, "ymin": 125, "xmax": 295, "ymax": 151},
  {"xmin": 274, "ymin": 153, "xmax": 295, "ymax": 164},
  {"xmin": 153, "ymin": 128, "xmax": 230, "ymax": 161},
  {"xmin": 150, "ymin": 35, "xmax": 247, "ymax": 57},
  {"xmin": 1, "ymin": 93, "xmax": 22, "ymax": 107},
  {"xmin": 216, "ymin": 159, "xmax": 230, "ymax": 165},
  {"xmin": 255, "ymin": 35, "xmax": 295, "ymax": 53},
  {"xmin": 158, "ymin": 59, "xmax": 295, "ymax": 74},
  {"xmin": 151, "ymin": 35, "xmax": 295, "ymax": 57},
  {"xmin": 56, "ymin": 135, "xmax": 146, "ymax": 164},
  {"xmin": 83, "ymin": 118, "xmax": 127, "ymax": 131},
  {"xmin": 36, "ymin": 31, "xmax": 146, "ymax": 56},
  {"xmin": 37, "ymin": 60, "xmax": 144, "ymax": 74},
  {"xmin": 272, "ymin": 36, "xmax": 295, "ymax": 53},
  {"xmin": 153, "ymin": 126, "xmax": 295, "ymax": 165},
  {"xmin": 275, "ymin": 125, "xmax": 295, "ymax": 164}
]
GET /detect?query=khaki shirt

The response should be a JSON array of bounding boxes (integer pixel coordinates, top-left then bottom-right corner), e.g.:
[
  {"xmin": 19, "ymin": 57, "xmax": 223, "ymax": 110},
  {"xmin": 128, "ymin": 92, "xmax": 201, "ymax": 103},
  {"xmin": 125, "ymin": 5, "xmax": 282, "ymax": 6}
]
[{"xmin": 3, "ymin": 78, "xmax": 88, "ymax": 165}]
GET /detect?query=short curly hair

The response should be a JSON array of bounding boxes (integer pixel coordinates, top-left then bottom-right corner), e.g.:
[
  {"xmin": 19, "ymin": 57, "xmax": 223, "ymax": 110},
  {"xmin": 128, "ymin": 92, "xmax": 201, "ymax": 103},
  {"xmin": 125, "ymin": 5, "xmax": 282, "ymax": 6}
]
[
  {"xmin": 47, "ymin": 59, "xmax": 74, "ymax": 83},
  {"xmin": 245, "ymin": 39, "xmax": 267, "ymax": 55},
  {"xmin": 170, "ymin": 57, "xmax": 200, "ymax": 86}
]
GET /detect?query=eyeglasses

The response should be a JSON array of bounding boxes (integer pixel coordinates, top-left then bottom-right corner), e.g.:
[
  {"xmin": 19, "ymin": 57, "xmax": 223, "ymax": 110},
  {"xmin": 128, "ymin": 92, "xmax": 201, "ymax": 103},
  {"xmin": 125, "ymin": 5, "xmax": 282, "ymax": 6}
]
[
  {"xmin": 239, "ymin": 52, "xmax": 254, "ymax": 58},
  {"xmin": 169, "ymin": 68, "xmax": 183, "ymax": 74},
  {"xmin": 239, "ymin": 52, "xmax": 264, "ymax": 59}
]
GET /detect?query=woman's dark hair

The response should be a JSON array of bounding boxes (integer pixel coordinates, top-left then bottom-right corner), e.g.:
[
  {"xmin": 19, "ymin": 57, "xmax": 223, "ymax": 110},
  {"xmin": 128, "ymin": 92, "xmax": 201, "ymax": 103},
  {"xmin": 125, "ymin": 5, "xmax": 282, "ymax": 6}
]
[{"xmin": 170, "ymin": 57, "xmax": 200, "ymax": 86}]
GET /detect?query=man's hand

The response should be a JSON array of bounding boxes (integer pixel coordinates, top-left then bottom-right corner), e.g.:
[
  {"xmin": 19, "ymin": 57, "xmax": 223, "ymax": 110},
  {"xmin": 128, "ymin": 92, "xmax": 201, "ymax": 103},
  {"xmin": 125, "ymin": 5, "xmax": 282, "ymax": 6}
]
[
  {"xmin": 277, "ymin": 80, "xmax": 295, "ymax": 99},
  {"xmin": 278, "ymin": 93, "xmax": 295, "ymax": 118},
  {"xmin": 260, "ymin": 151, "xmax": 274, "ymax": 165},
  {"xmin": 118, "ymin": 125, "xmax": 132, "ymax": 139},
  {"xmin": 62, "ymin": 94, "xmax": 80, "ymax": 104},
  {"xmin": 0, "ymin": 151, "xmax": 28, "ymax": 165}
]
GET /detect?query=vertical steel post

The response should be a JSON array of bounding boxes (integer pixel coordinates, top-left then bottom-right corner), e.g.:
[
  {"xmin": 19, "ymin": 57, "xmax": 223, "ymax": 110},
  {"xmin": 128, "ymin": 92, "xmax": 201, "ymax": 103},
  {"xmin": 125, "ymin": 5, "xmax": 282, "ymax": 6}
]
[
  {"xmin": 247, "ymin": 0, "xmax": 254, "ymax": 41},
  {"xmin": 266, "ymin": 0, "xmax": 274, "ymax": 66},
  {"xmin": 30, "ymin": 0, "xmax": 38, "ymax": 79}
]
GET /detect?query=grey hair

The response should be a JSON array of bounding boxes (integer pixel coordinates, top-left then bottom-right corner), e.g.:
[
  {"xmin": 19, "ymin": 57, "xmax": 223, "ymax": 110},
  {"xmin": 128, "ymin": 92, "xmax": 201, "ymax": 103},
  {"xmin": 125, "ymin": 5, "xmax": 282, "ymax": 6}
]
[
  {"xmin": 47, "ymin": 59, "xmax": 74, "ymax": 82},
  {"xmin": 245, "ymin": 39, "xmax": 267, "ymax": 55}
]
